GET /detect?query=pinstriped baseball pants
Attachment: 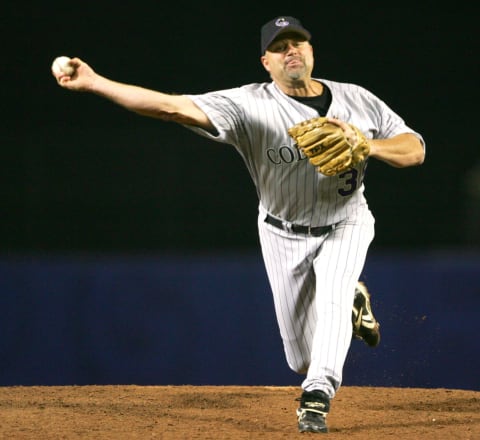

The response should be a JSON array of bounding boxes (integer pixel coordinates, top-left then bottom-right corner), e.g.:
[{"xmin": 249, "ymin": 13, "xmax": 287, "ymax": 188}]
[{"xmin": 257, "ymin": 204, "xmax": 375, "ymax": 399}]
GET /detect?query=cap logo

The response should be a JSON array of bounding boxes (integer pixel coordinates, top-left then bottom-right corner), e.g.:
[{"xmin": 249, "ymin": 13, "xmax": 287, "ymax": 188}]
[{"xmin": 275, "ymin": 18, "xmax": 290, "ymax": 28}]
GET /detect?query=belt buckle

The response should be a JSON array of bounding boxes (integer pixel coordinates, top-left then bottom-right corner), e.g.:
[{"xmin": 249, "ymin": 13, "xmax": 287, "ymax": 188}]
[{"xmin": 281, "ymin": 220, "xmax": 293, "ymax": 233}]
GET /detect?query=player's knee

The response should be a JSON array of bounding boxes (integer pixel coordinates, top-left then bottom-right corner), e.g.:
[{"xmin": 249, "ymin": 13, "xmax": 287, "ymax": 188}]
[{"xmin": 287, "ymin": 358, "xmax": 309, "ymax": 375}]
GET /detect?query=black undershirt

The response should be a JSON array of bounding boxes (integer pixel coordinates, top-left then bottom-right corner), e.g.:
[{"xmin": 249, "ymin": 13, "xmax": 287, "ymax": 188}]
[{"xmin": 288, "ymin": 83, "xmax": 332, "ymax": 116}]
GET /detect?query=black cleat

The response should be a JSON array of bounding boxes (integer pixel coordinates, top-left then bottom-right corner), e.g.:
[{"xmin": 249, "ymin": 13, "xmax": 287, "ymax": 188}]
[
  {"xmin": 296, "ymin": 390, "xmax": 330, "ymax": 433},
  {"xmin": 352, "ymin": 281, "xmax": 381, "ymax": 347}
]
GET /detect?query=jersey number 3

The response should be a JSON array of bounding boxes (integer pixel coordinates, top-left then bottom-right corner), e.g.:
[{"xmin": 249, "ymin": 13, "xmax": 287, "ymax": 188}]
[{"xmin": 337, "ymin": 168, "xmax": 363, "ymax": 196}]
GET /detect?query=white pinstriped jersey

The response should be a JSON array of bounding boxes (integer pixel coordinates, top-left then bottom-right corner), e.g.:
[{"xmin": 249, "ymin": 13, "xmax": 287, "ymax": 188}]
[{"xmin": 186, "ymin": 79, "xmax": 424, "ymax": 227}]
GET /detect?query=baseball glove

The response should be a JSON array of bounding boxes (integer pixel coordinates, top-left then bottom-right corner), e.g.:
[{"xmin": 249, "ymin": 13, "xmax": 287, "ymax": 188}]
[{"xmin": 288, "ymin": 117, "xmax": 371, "ymax": 176}]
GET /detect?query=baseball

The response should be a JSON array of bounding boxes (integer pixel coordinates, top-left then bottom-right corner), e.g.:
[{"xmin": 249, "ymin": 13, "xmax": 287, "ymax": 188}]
[{"xmin": 51, "ymin": 56, "xmax": 75, "ymax": 76}]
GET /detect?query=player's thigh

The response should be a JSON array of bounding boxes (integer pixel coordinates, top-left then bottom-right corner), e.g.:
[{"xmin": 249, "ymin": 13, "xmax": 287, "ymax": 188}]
[
  {"xmin": 313, "ymin": 209, "xmax": 374, "ymax": 298},
  {"xmin": 258, "ymin": 220, "xmax": 322, "ymax": 338}
]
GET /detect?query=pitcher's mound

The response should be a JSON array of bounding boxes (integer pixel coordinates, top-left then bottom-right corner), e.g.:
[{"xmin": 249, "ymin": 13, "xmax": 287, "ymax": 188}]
[{"xmin": 1, "ymin": 385, "xmax": 478, "ymax": 439}]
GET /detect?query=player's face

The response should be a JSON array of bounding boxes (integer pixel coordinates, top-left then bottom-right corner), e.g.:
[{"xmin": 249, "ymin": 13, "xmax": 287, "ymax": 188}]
[{"xmin": 261, "ymin": 34, "xmax": 314, "ymax": 83}]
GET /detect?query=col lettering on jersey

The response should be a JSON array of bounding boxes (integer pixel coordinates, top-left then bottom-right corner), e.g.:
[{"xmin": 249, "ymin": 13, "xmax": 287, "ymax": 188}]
[{"xmin": 266, "ymin": 142, "xmax": 306, "ymax": 165}]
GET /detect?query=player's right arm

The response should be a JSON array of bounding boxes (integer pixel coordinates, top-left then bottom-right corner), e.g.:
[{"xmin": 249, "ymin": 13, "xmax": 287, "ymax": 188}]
[{"xmin": 53, "ymin": 57, "xmax": 214, "ymax": 131}]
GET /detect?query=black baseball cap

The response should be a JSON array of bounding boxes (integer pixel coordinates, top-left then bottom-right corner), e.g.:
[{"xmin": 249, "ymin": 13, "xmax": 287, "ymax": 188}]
[{"xmin": 261, "ymin": 16, "xmax": 311, "ymax": 54}]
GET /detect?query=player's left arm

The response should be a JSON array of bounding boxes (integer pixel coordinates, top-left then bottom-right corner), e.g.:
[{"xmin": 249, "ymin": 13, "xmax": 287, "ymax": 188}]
[
  {"xmin": 368, "ymin": 133, "xmax": 425, "ymax": 168},
  {"xmin": 326, "ymin": 117, "xmax": 425, "ymax": 169}
]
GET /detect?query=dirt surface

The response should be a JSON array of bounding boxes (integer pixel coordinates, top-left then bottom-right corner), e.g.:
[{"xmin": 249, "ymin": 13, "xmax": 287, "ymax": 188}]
[{"xmin": 0, "ymin": 385, "xmax": 478, "ymax": 439}]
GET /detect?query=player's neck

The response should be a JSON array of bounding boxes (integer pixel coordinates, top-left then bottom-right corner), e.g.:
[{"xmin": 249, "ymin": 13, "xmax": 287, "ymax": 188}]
[{"xmin": 277, "ymin": 79, "xmax": 323, "ymax": 97}]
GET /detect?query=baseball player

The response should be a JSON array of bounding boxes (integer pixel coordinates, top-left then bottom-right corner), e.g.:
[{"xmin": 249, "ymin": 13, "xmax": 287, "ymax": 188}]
[{"xmin": 52, "ymin": 16, "xmax": 425, "ymax": 434}]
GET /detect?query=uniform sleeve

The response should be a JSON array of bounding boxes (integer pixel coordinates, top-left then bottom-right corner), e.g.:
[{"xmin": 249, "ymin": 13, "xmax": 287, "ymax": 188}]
[{"xmin": 184, "ymin": 90, "xmax": 247, "ymax": 147}]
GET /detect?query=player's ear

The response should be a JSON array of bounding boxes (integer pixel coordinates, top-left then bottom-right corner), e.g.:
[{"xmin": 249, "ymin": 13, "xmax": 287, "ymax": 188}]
[{"xmin": 260, "ymin": 55, "xmax": 271, "ymax": 72}]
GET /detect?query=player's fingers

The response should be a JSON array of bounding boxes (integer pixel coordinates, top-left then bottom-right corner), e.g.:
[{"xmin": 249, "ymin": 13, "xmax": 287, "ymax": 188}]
[
  {"xmin": 69, "ymin": 57, "xmax": 83, "ymax": 68},
  {"xmin": 325, "ymin": 118, "xmax": 356, "ymax": 142},
  {"xmin": 52, "ymin": 70, "xmax": 67, "ymax": 82},
  {"xmin": 325, "ymin": 117, "xmax": 346, "ymax": 128},
  {"xmin": 55, "ymin": 74, "xmax": 78, "ymax": 89},
  {"xmin": 59, "ymin": 76, "xmax": 71, "ymax": 86}
]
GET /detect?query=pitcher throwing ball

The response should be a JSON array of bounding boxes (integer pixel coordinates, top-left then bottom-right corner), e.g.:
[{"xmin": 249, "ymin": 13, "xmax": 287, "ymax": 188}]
[{"xmin": 52, "ymin": 16, "xmax": 425, "ymax": 433}]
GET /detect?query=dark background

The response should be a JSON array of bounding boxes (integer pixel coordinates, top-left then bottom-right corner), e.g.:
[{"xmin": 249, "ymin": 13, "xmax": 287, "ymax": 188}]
[{"xmin": 2, "ymin": 3, "xmax": 479, "ymax": 253}]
